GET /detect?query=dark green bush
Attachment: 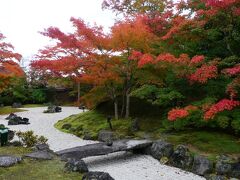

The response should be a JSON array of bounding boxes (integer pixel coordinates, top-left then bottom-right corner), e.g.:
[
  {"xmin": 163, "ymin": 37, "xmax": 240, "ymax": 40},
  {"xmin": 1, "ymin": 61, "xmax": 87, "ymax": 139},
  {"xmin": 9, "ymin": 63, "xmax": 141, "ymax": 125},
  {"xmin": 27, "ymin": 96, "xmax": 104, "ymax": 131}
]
[{"xmin": 31, "ymin": 89, "xmax": 47, "ymax": 103}]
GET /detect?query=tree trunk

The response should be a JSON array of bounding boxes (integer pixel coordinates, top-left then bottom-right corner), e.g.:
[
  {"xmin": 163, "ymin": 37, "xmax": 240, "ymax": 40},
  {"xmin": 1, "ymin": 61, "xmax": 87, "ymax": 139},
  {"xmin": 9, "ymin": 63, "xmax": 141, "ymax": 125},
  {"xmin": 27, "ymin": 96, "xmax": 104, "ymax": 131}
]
[
  {"xmin": 120, "ymin": 93, "xmax": 125, "ymax": 118},
  {"xmin": 125, "ymin": 92, "xmax": 130, "ymax": 119},
  {"xmin": 77, "ymin": 82, "xmax": 81, "ymax": 104},
  {"xmin": 114, "ymin": 100, "xmax": 119, "ymax": 120}
]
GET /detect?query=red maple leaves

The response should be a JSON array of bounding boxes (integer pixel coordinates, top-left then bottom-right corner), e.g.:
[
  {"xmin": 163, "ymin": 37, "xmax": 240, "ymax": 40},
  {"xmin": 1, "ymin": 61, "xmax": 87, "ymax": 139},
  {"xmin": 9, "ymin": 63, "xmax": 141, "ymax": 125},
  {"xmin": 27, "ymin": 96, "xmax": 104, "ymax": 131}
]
[
  {"xmin": 0, "ymin": 33, "xmax": 23, "ymax": 91},
  {"xmin": 223, "ymin": 65, "xmax": 240, "ymax": 76},
  {"xmin": 168, "ymin": 105, "xmax": 198, "ymax": 121},
  {"xmin": 204, "ymin": 99, "xmax": 240, "ymax": 120},
  {"xmin": 204, "ymin": 0, "xmax": 237, "ymax": 8},
  {"xmin": 188, "ymin": 65, "xmax": 218, "ymax": 84},
  {"xmin": 138, "ymin": 54, "xmax": 154, "ymax": 67},
  {"xmin": 168, "ymin": 108, "xmax": 189, "ymax": 121}
]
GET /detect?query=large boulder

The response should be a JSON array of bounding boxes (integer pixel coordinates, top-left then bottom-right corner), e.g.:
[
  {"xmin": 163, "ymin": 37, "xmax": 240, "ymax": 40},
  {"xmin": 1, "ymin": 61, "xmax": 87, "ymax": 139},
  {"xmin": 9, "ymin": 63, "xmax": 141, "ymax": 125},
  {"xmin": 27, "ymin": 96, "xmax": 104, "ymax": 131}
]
[
  {"xmin": 169, "ymin": 145, "xmax": 193, "ymax": 170},
  {"xmin": 216, "ymin": 155, "xmax": 233, "ymax": 175},
  {"xmin": 65, "ymin": 159, "xmax": 88, "ymax": 173},
  {"xmin": 205, "ymin": 174, "xmax": 227, "ymax": 180},
  {"xmin": 192, "ymin": 155, "xmax": 213, "ymax": 176},
  {"xmin": 44, "ymin": 105, "xmax": 62, "ymax": 113},
  {"xmin": 131, "ymin": 118, "xmax": 140, "ymax": 132},
  {"xmin": 55, "ymin": 106, "xmax": 62, "ymax": 112},
  {"xmin": 98, "ymin": 130, "xmax": 115, "ymax": 142},
  {"xmin": 5, "ymin": 113, "xmax": 17, "ymax": 120},
  {"xmin": 0, "ymin": 156, "xmax": 22, "ymax": 167},
  {"xmin": 150, "ymin": 140, "xmax": 174, "ymax": 160},
  {"xmin": 8, "ymin": 117, "xmax": 20, "ymax": 125},
  {"xmin": 230, "ymin": 163, "xmax": 240, "ymax": 178},
  {"xmin": 18, "ymin": 118, "xmax": 29, "ymax": 125},
  {"xmin": 34, "ymin": 143, "xmax": 50, "ymax": 151},
  {"xmin": 12, "ymin": 103, "xmax": 22, "ymax": 108},
  {"xmin": 8, "ymin": 116, "xmax": 29, "ymax": 125},
  {"xmin": 82, "ymin": 171, "xmax": 114, "ymax": 180}
]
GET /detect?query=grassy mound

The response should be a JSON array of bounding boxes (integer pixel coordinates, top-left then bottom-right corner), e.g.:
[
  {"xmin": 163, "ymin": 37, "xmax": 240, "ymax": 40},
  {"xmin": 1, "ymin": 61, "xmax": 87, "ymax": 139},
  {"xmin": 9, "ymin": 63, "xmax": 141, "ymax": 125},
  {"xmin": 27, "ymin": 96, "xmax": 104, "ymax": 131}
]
[
  {"xmin": 0, "ymin": 146, "xmax": 82, "ymax": 179},
  {"xmin": 55, "ymin": 110, "xmax": 240, "ymax": 158},
  {"xmin": 55, "ymin": 111, "xmax": 132, "ymax": 139},
  {"xmin": 0, "ymin": 104, "xmax": 47, "ymax": 115},
  {"xmin": 22, "ymin": 104, "xmax": 45, "ymax": 108},
  {"xmin": 0, "ymin": 107, "xmax": 26, "ymax": 115},
  {"xmin": 166, "ymin": 131, "xmax": 240, "ymax": 155}
]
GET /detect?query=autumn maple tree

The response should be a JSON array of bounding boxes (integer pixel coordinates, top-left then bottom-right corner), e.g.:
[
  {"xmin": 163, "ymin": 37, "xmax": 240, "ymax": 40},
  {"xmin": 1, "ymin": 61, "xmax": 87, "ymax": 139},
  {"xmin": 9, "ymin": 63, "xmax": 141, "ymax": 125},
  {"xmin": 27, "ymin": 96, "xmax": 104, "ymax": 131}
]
[
  {"xmin": 29, "ymin": 0, "xmax": 240, "ymax": 134},
  {"xmin": 30, "ymin": 18, "xmax": 90, "ymax": 103},
  {"xmin": 110, "ymin": 15, "xmax": 157, "ymax": 118},
  {"xmin": 0, "ymin": 33, "xmax": 23, "ymax": 92}
]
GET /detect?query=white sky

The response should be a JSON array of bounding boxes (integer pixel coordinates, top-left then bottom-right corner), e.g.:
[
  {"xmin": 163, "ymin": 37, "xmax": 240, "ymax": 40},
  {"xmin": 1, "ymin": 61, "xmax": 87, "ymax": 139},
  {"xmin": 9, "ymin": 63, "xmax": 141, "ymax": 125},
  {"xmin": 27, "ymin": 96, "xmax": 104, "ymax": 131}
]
[{"xmin": 0, "ymin": 0, "xmax": 116, "ymax": 59}]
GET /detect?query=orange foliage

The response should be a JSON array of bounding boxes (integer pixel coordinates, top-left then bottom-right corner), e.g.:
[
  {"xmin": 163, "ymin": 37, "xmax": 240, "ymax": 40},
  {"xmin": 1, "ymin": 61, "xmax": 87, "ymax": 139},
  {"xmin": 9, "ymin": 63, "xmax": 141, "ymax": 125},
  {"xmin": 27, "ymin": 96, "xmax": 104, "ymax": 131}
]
[
  {"xmin": 111, "ymin": 15, "xmax": 157, "ymax": 53},
  {"xmin": 0, "ymin": 33, "xmax": 24, "ymax": 91}
]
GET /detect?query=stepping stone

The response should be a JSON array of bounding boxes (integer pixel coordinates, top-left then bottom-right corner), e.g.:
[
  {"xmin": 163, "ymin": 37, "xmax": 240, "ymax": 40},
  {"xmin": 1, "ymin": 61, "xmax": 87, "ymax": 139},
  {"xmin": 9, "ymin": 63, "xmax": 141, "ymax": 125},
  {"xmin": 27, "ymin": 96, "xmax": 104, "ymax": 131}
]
[
  {"xmin": 24, "ymin": 151, "xmax": 54, "ymax": 160},
  {"xmin": 57, "ymin": 139, "xmax": 152, "ymax": 161}
]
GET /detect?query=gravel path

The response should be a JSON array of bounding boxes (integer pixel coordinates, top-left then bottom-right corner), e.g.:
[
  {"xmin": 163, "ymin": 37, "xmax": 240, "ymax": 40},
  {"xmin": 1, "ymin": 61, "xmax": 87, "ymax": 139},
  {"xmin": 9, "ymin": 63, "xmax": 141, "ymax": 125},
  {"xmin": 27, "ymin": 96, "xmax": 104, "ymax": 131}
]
[{"xmin": 0, "ymin": 107, "xmax": 205, "ymax": 180}]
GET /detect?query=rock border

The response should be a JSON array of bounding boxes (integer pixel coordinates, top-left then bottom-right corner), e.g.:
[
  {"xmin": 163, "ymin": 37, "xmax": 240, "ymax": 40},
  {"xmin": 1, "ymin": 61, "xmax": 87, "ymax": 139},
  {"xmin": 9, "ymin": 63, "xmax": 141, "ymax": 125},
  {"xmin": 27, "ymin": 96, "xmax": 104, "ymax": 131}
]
[{"xmin": 145, "ymin": 140, "xmax": 240, "ymax": 180}]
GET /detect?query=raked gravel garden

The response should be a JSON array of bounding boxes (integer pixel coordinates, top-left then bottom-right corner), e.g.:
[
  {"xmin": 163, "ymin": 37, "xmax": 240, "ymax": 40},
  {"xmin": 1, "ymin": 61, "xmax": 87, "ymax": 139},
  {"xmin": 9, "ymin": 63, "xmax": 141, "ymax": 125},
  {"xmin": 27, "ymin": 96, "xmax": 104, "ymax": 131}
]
[{"xmin": 0, "ymin": 107, "xmax": 204, "ymax": 180}]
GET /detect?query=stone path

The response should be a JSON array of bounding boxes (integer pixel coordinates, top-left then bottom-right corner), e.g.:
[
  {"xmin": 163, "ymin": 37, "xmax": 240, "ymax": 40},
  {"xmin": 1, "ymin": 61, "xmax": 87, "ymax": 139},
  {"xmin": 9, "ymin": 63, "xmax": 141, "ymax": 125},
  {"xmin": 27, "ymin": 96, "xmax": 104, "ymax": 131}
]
[{"xmin": 0, "ymin": 107, "xmax": 205, "ymax": 180}]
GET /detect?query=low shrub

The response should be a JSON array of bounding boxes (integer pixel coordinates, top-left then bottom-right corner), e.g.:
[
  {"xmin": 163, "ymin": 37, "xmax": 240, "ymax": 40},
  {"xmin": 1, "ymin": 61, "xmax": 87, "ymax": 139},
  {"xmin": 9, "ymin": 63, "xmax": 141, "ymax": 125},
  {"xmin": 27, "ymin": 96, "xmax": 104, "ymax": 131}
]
[
  {"xmin": 16, "ymin": 131, "xmax": 48, "ymax": 147},
  {"xmin": 163, "ymin": 108, "xmax": 240, "ymax": 135}
]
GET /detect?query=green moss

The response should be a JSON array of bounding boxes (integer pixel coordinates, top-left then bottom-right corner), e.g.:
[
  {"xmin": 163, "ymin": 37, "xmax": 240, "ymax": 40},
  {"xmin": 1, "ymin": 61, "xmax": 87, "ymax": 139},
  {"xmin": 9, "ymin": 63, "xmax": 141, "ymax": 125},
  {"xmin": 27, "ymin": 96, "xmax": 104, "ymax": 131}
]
[
  {"xmin": 22, "ymin": 104, "xmax": 46, "ymax": 108},
  {"xmin": 0, "ymin": 106, "xmax": 26, "ymax": 115},
  {"xmin": 0, "ymin": 159, "xmax": 82, "ymax": 180},
  {"xmin": 55, "ymin": 110, "xmax": 132, "ymax": 139},
  {"xmin": 166, "ymin": 131, "xmax": 240, "ymax": 155},
  {"xmin": 0, "ymin": 146, "xmax": 32, "ymax": 156},
  {"xmin": 0, "ymin": 104, "xmax": 46, "ymax": 115},
  {"xmin": 0, "ymin": 147, "xmax": 83, "ymax": 180}
]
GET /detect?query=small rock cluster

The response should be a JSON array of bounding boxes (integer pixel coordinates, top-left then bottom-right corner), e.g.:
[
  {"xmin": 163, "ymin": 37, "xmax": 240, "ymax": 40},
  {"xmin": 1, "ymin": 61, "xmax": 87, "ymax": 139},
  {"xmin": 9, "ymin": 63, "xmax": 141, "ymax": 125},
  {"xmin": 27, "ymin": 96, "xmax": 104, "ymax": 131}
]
[
  {"xmin": 12, "ymin": 103, "xmax": 22, "ymax": 108},
  {"xmin": 5, "ymin": 113, "xmax": 30, "ymax": 125},
  {"xmin": 0, "ymin": 144, "xmax": 54, "ymax": 169},
  {"xmin": 61, "ymin": 130, "xmax": 118, "ymax": 179},
  {"xmin": 43, "ymin": 105, "xmax": 62, "ymax": 113},
  {"xmin": 64, "ymin": 158, "xmax": 114, "ymax": 180},
  {"xmin": 147, "ymin": 140, "xmax": 240, "ymax": 179}
]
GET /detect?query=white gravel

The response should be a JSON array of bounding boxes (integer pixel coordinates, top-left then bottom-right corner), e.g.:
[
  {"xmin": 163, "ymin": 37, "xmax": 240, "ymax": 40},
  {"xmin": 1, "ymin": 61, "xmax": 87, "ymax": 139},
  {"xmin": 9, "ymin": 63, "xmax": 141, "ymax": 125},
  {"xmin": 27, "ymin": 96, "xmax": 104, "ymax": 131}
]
[
  {"xmin": 0, "ymin": 107, "xmax": 95, "ymax": 151},
  {"xmin": 0, "ymin": 107, "xmax": 205, "ymax": 180}
]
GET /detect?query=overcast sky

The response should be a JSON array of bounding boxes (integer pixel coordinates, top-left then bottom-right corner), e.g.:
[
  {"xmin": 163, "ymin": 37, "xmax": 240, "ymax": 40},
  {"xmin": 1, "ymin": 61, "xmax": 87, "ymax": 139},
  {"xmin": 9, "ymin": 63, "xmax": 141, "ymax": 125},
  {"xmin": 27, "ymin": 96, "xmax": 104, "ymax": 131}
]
[{"xmin": 0, "ymin": 0, "xmax": 116, "ymax": 59}]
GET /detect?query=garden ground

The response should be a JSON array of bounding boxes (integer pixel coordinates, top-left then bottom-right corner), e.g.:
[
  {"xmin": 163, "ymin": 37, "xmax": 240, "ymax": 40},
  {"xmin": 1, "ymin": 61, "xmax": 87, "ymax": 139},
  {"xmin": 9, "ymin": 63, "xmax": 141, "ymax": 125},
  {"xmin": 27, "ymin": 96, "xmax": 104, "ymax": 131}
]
[{"xmin": 0, "ymin": 107, "xmax": 203, "ymax": 180}]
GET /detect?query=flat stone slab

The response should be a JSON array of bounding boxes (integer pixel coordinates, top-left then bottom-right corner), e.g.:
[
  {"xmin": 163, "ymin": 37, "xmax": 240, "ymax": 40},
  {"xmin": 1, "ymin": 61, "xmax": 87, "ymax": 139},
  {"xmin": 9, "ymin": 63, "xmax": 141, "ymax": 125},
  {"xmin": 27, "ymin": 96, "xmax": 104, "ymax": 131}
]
[
  {"xmin": 24, "ymin": 151, "xmax": 54, "ymax": 160},
  {"xmin": 56, "ymin": 139, "xmax": 152, "ymax": 161},
  {"xmin": 0, "ymin": 155, "xmax": 22, "ymax": 167}
]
